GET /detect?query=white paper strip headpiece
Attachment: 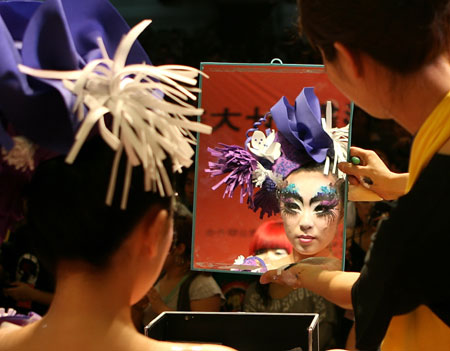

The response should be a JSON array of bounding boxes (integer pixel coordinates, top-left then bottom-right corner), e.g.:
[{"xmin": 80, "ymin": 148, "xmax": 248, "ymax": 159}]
[
  {"xmin": 322, "ymin": 101, "xmax": 349, "ymax": 179},
  {"xmin": 18, "ymin": 20, "xmax": 212, "ymax": 208}
]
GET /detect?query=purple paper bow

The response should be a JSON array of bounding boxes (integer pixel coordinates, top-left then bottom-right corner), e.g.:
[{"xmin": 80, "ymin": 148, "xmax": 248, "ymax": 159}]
[
  {"xmin": 0, "ymin": 0, "xmax": 150, "ymax": 153},
  {"xmin": 270, "ymin": 87, "xmax": 333, "ymax": 177}
]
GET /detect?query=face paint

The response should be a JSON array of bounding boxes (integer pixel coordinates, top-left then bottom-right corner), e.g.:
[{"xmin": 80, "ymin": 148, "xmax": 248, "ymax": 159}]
[
  {"xmin": 279, "ymin": 183, "xmax": 299, "ymax": 196},
  {"xmin": 279, "ymin": 171, "xmax": 342, "ymax": 258}
]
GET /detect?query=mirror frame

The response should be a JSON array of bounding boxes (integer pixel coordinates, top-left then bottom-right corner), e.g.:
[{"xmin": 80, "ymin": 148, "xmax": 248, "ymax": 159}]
[{"xmin": 191, "ymin": 61, "xmax": 353, "ymax": 275}]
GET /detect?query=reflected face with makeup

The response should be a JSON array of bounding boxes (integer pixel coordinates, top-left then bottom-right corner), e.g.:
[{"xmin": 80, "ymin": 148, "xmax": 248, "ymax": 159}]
[{"xmin": 279, "ymin": 170, "xmax": 342, "ymax": 258}]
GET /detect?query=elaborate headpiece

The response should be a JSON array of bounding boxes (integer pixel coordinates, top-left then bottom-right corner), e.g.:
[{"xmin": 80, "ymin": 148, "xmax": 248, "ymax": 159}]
[
  {"xmin": 206, "ymin": 87, "xmax": 348, "ymax": 219},
  {"xmin": 0, "ymin": 0, "xmax": 211, "ymax": 240}
]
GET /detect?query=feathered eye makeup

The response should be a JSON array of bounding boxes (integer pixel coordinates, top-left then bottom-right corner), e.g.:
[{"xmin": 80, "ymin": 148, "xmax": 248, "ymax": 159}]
[
  {"xmin": 278, "ymin": 183, "xmax": 340, "ymax": 224},
  {"xmin": 311, "ymin": 185, "xmax": 339, "ymax": 223},
  {"xmin": 278, "ymin": 183, "xmax": 303, "ymax": 216}
]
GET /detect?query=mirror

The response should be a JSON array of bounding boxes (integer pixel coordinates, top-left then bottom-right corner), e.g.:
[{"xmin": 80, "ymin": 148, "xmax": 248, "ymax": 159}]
[{"xmin": 193, "ymin": 62, "xmax": 352, "ymax": 274}]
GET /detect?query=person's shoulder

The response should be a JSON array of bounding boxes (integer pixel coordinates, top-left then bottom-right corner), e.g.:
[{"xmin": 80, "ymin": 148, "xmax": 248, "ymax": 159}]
[
  {"xmin": 189, "ymin": 273, "xmax": 223, "ymax": 297},
  {"xmin": 155, "ymin": 340, "xmax": 236, "ymax": 351},
  {"xmin": 395, "ymin": 152, "xmax": 450, "ymax": 210},
  {"xmin": 0, "ymin": 324, "xmax": 29, "ymax": 351},
  {"xmin": 418, "ymin": 153, "xmax": 450, "ymax": 183},
  {"xmin": 192, "ymin": 273, "xmax": 219, "ymax": 285}
]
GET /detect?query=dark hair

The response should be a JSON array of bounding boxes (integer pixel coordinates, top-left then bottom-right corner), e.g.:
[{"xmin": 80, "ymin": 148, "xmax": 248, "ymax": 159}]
[
  {"xmin": 298, "ymin": 0, "xmax": 450, "ymax": 74},
  {"xmin": 174, "ymin": 163, "xmax": 195, "ymax": 210},
  {"xmin": 27, "ymin": 137, "xmax": 172, "ymax": 271},
  {"xmin": 172, "ymin": 201, "xmax": 193, "ymax": 262}
]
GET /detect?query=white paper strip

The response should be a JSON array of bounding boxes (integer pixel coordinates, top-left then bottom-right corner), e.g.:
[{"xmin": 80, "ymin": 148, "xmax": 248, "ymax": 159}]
[
  {"xmin": 322, "ymin": 101, "xmax": 349, "ymax": 179},
  {"xmin": 18, "ymin": 20, "xmax": 212, "ymax": 208}
]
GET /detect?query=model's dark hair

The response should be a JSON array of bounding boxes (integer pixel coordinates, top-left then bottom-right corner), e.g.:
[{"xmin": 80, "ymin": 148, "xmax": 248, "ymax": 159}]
[
  {"xmin": 27, "ymin": 137, "xmax": 172, "ymax": 271},
  {"xmin": 298, "ymin": 0, "xmax": 450, "ymax": 74}
]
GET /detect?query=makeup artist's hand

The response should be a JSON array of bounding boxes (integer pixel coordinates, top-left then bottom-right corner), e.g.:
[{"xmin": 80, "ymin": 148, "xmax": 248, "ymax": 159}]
[
  {"xmin": 338, "ymin": 146, "xmax": 408, "ymax": 201},
  {"xmin": 260, "ymin": 257, "xmax": 341, "ymax": 288}
]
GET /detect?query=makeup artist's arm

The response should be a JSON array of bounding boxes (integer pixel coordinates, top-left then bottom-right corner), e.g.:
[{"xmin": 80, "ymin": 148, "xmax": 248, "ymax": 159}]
[
  {"xmin": 338, "ymin": 146, "xmax": 408, "ymax": 201},
  {"xmin": 260, "ymin": 261, "xmax": 359, "ymax": 310}
]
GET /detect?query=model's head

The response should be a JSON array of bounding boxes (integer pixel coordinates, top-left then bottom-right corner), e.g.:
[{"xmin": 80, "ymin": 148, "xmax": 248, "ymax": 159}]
[
  {"xmin": 298, "ymin": 0, "xmax": 450, "ymax": 75},
  {"xmin": 28, "ymin": 137, "xmax": 173, "ymax": 273},
  {"xmin": 0, "ymin": 0, "xmax": 211, "ymax": 309},
  {"xmin": 249, "ymin": 219, "xmax": 292, "ymax": 262},
  {"xmin": 0, "ymin": 0, "xmax": 211, "ymax": 255},
  {"xmin": 278, "ymin": 163, "xmax": 344, "ymax": 258}
]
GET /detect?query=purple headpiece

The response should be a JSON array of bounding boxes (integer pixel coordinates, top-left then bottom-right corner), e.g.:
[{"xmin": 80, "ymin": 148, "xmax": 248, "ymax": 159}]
[
  {"xmin": 206, "ymin": 87, "xmax": 348, "ymax": 218},
  {"xmin": 0, "ymin": 0, "xmax": 212, "ymax": 241}
]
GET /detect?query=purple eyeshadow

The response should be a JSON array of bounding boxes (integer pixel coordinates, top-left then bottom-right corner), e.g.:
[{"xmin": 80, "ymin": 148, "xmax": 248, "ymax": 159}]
[{"xmin": 320, "ymin": 199, "xmax": 339, "ymax": 207}]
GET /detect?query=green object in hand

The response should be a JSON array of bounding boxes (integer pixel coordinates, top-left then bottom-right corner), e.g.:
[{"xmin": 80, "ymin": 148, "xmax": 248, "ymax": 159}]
[{"xmin": 351, "ymin": 156, "xmax": 361, "ymax": 165}]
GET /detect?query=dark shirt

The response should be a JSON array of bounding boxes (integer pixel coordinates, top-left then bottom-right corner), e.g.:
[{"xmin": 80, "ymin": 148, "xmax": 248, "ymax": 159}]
[{"xmin": 351, "ymin": 154, "xmax": 450, "ymax": 351}]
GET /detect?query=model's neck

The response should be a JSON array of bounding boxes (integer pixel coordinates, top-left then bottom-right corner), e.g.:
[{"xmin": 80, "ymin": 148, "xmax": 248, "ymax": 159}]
[
  {"xmin": 291, "ymin": 247, "xmax": 334, "ymax": 262},
  {"xmin": 44, "ymin": 262, "xmax": 133, "ymax": 330},
  {"xmin": 15, "ymin": 262, "xmax": 143, "ymax": 351},
  {"xmin": 386, "ymin": 55, "xmax": 450, "ymax": 135}
]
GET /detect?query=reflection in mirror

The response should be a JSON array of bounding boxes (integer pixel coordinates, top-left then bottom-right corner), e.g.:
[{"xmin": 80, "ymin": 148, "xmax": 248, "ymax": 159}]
[
  {"xmin": 193, "ymin": 63, "xmax": 352, "ymax": 274},
  {"xmin": 249, "ymin": 219, "xmax": 292, "ymax": 270}
]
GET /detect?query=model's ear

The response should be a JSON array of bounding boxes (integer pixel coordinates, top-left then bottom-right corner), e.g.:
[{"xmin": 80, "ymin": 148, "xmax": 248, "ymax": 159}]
[
  {"xmin": 333, "ymin": 42, "xmax": 363, "ymax": 79},
  {"xmin": 140, "ymin": 206, "xmax": 172, "ymax": 259}
]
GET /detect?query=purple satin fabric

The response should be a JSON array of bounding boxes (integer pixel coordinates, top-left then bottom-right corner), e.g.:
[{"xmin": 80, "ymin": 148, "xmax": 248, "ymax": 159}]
[
  {"xmin": 0, "ymin": 0, "xmax": 152, "ymax": 240},
  {"xmin": 0, "ymin": 0, "xmax": 151, "ymax": 153}
]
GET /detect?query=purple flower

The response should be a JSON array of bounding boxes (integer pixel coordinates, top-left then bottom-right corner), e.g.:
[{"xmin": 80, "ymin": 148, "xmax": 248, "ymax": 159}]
[{"xmin": 206, "ymin": 144, "xmax": 257, "ymax": 206}]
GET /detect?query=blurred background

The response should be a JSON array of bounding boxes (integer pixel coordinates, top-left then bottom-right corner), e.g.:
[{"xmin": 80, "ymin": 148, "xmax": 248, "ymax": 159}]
[
  {"xmin": 110, "ymin": 0, "xmax": 412, "ymax": 173},
  {"xmin": 110, "ymin": 0, "xmax": 319, "ymax": 67}
]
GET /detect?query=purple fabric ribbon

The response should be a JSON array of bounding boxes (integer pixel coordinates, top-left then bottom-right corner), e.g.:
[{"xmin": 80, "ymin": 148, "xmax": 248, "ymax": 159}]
[
  {"xmin": 270, "ymin": 87, "xmax": 332, "ymax": 165},
  {"xmin": 0, "ymin": 0, "xmax": 150, "ymax": 153}
]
